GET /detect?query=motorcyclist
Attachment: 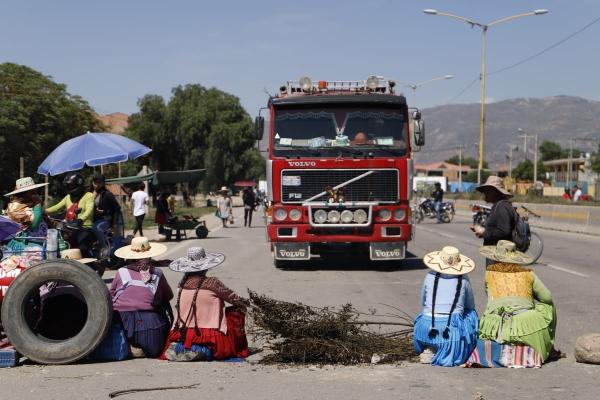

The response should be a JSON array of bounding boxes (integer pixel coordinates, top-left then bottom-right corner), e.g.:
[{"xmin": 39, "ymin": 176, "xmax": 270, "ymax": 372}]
[
  {"xmin": 46, "ymin": 172, "xmax": 95, "ymax": 257},
  {"xmin": 92, "ymin": 173, "xmax": 122, "ymax": 235},
  {"xmin": 431, "ymin": 182, "xmax": 444, "ymax": 224}
]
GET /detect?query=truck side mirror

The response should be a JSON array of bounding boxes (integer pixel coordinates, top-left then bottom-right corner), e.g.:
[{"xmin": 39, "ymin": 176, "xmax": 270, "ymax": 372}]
[
  {"xmin": 255, "ymin": 116, "xmax": 265, "ymax": 141},
  {"xmin": 414, "ymin": 120, "xmax": 425, "ymax": 147}
]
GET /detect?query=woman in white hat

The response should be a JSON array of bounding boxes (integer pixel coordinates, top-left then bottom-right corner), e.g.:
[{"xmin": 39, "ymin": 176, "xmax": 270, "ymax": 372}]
[
  {"xmin": 160, "ymin": 246, "xmax": 249, "ymax": 361},
  {"xmin": 466, "ymin": 241, "xmax": 557, "ymax": 368},
  {"xmin": 413, "ymin": 246, "xmax": 479, "ymax": 367},
  {"xmin": 216, "ymin": 187, "xmax": 232, "ymax": 228},
  {"xmin": 4, "ymin": 177, "xmax": 49, "ymax": 237},
  {"xmin": 110, "ymin": 237, "xmax": 173, "ymax": 358}
]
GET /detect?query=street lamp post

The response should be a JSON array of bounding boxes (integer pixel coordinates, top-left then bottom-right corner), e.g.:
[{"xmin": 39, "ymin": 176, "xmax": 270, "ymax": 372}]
[
  {"xmin": 399, "ymin": 74, "xmax": 454, "ymax": 102},
  {"xmin": 424, "ymin": 8, "xmax": 549, "ymax": 184}
]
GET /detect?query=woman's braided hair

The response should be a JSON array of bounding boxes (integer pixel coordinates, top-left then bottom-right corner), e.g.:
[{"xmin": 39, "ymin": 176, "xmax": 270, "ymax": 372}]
[{"xmin": 428, "ymin": 273, "xmax": 464, "ymax": 339}]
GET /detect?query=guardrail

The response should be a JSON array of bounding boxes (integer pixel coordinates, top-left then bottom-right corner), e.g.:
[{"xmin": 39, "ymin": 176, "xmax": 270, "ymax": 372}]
[{"xmin": 453, "ymin": 199, "xmax": 600, "ymax": 236}]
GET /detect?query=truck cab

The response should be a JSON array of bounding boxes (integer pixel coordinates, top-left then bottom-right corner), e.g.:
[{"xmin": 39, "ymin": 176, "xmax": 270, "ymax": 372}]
[{"xmin": 256, "ymin": 76, "xmax": 424, "ymax": 267}]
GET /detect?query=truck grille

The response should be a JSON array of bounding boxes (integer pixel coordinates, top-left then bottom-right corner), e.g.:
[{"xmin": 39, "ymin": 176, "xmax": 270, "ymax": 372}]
[{"xmin": 281, "ymin": 169, "xmax": 398, "ymax": 203}]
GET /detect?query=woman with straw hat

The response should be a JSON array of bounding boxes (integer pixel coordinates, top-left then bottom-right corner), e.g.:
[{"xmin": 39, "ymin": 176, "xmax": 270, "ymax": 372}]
[
  {"xmin": 413, "ymin": 246, "xmax": 479, "ymax": 367},
  {"xmin": 467, "ymin": 240, "xmax": 557, "ymax": 368},
  {"xmin": 110, "ymin": 237, "xmax": 173, "ymax": 358},
  {"xmin": 4, "ymin": 177, "xmax": 49, "ymax": 237},
  {"xmin": 160, "ymin": 246, "xmax": 249, "ymax": 361}
]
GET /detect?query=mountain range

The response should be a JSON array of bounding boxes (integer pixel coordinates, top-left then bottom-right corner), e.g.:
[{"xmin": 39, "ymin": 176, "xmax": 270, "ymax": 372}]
[{"xmin": 421, "ymin": 95, "xmax": 600, "ymax": 166}]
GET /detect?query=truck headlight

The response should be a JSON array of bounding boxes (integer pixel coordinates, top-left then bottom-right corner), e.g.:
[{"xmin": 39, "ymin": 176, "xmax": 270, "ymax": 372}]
[
  {"xmin": 314, "ymin": 209, "xmax": 327, "ymax": 224},
  {"xmin": 340, "ymin": 210, "xmax": 354, "ymax": 223},
  {"xmin": 378, "ymin": 208, "xmax": 391, "ymax": 221},
  {"xmin": 274, "ymin": 208, "xmax": 288, "ymax": 221},
  {"xmin": 327, "ymin": 210, "xmax": 341, "ymax": 223},
  {"xmin": 353, "ymin": 209, "xmax": 368, "ymax": 224},
  {"xmin": 289, "ymin": 208, "xmax": 302, "ymax": 221},
  {"xmin": 393, "ymin": 209, "xmax": 406, "ymax": 221}
]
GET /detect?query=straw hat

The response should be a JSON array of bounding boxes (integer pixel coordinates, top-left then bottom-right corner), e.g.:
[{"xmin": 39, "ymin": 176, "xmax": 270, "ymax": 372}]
[
  {"xmin": 476, "ymin": 175, "xmax": 512, "ymax": 197},
  {"xmin": 219, "ymin": 186, "xmax": 229, "ymax": 193},
  {"xmin": 114, "ymin": 237, "xmax": 167, "ymax": 260},
  {"xmin": 169, "ymin": 246, "xmax": 225, "ymax": 273},
  {"xmin": 479, "ymin": 240, "xmax": 533, "ymax": 265},
  {"xmin": 4, "ymin": 177, "xmax": 49, "ymax": 197},
  {"xmin": 423, "ymin": 246, "xmax": 475, "ymax": 276},
  {"xmin": 61, "ymin": 248, "xmax": 97, "ymax": 264}
]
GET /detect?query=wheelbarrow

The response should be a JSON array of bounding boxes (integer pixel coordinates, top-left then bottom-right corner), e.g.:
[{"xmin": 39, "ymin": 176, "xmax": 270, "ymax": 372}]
[{"xmin": 164, "ymin": 215, "xmax": 209, "ymax": 241}]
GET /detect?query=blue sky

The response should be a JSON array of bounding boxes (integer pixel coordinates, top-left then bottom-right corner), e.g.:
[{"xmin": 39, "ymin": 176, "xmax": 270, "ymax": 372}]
[{"xmin": 2, "ymin": 0, "xmax": 599, "ymax": 116}]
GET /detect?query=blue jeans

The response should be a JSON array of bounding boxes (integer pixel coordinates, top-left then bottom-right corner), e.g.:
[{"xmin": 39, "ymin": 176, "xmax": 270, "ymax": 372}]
[{"xmin": 434, "ymin": 201, "xmax": 442, "ymax": 223}]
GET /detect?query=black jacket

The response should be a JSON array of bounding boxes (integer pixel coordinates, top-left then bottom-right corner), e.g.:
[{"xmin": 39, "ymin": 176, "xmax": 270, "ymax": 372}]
[
  {"xmin": 94, "ymin": 187, "xmax": 121, "ymax": 223},
  {"xmin": 431, "ymin": 187, "xmax": 444, "ymax": 202},
  {"xmin": 483, "ymin": 200, "xmax": 515, "ymax": 246}
]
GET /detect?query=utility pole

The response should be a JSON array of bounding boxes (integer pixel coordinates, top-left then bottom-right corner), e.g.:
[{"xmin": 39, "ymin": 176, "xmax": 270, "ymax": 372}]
[
  {"xmin": 508, "ymin": 146, "xmax": 514, "ymax": 179},
  {"xmin": 517, "ymin": 128, "xmax": 534, "ymax": 162},
  {"xmin": 567, "ymin": 139, "xmax": 574, "ymax": 189},
  {"xmin": 533, "ymin": 134, "xmax": 539, "ymax": 184},
  {"xmin": 456, "ymin": 145, "xmax": 465, "ymax": 191}
]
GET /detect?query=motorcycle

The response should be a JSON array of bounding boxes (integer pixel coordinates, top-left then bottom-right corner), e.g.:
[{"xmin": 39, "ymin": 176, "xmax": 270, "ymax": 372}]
[
  {"xmin": 413, "ymin": 198, "xmax": 455, "ymax": 223},
  {"xmin": 470, "ymin": 203, "xmax": 491, "ymax": 226}
]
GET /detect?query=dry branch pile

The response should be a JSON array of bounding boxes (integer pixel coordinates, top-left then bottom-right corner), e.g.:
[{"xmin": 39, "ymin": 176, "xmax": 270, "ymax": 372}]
[{"xmin": 248, "ymin": 291, "xmax": 417, "ymax": 365}]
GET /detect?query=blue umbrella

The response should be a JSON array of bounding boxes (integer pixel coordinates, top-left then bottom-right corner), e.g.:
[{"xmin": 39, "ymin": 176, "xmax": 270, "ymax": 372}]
[{"xmin": 37, "ymin": 132, "xmax": 152, "ymax": 176}]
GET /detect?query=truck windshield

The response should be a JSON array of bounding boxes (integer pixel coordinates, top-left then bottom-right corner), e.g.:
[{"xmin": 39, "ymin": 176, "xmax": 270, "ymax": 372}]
[{"xmin": 272, "ymin": 105, "xmax": 407, "ymax": 157}]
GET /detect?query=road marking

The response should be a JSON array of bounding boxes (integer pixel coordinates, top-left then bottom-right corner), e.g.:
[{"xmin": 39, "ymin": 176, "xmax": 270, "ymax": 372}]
[
  {"xmin": 542, "ymin": 263, "xmax": 590, "ymax": 278},
  {"xmin": 416, "ymin": 224, "xmax": 591, "ymax": 278}
]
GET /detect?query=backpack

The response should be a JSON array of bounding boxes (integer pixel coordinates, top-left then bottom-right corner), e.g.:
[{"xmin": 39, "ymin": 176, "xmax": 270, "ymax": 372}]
[{"xmin": 510, "ymin": 206, "xmax": 531, "ymax": 252}]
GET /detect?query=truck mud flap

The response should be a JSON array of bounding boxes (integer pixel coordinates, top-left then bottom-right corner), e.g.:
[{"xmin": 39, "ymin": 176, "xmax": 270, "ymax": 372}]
[
  {"xmin": 370, "ymin": 242, "xmax": 406, "ymax": 260},
  {"xmin": 273, "ymin": 243, "xmax": 311, "ymax": 260}
]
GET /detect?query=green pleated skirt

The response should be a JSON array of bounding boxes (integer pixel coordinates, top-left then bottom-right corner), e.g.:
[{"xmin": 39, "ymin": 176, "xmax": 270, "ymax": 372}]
[{"xmin": 478, "ymin": 302, "xmax": 556, "ymax": 361}]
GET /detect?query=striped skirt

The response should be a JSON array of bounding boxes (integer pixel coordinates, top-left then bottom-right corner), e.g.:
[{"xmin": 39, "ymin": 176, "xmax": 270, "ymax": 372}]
[{"xmin": 466, "ymin": 340, "xmax": 542, "ymax": 368}]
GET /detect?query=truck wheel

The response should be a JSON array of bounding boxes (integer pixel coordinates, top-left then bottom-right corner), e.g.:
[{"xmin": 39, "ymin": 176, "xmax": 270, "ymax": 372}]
[
  {"xmin": 1, "ymin": 259, "xmax": 112, "ymax": 365},
  {"xmin": 196, "ymin": 226, "xmax": 209, "ymax": 239}
]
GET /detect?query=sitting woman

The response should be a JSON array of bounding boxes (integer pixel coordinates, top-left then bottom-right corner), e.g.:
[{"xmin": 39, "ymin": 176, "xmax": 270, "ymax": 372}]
[
  {"xmin": 5, "ymin": 177, "xmax": 49, "ymax": 237},
  {"xmin": 111, "ymin": 237, "xmax": 173, "ymax": 358},
  {"xmin": 467, "ymin": 240, "xmax": 556, "ymax": 368},
  {"xmin": 161, "ymin": 247, "xmax": 249, "ymax": 361},
  {"xmin": 413, "ymin": 246, "xmax": 478, "ymax": 367}
]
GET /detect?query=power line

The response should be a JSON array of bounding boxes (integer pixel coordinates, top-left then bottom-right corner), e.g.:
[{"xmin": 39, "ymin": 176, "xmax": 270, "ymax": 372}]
[
  {"xmin": 488, "ymin": 15, "xmax": 600, "ymax": 76},
  {"xmin": 443, "ymin": 15, "xmax": 600, "ymax": 104}
]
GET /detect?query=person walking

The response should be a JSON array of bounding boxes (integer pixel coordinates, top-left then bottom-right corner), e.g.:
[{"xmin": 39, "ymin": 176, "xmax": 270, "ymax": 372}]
[
  {"xmin": 130, "ymin": 183, "xmax": 148, "ymax": 237},
  {"xmin": 470, "ymin": 176, "xmax": 515, "ymax": 265},
  {"xmin": 431, "ymin": 182, "xmax": 444, "ymax": 224},
  {"xmin": 216, "ymin": 187, "xmax": 232, "ymax": 228},
  {"xmin": 154, "ymin": 190, "xmax": 170, "ymax": 235},
  {"xmin": 242, "ymin": 187, "xmax": 256, "ymax": 227}
]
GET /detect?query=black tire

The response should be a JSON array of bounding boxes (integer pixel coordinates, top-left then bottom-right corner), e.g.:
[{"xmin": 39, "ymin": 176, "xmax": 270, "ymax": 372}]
[
  {"xmin": 196, "ymin": 225, "xmax": 209, "ymax": 239},
  {"xmin": 1, "ymin": 259, "xmax": 113, "ymax": 365},
  {"xmin": 414, "ymin": 209, "xmax": 424, "ymax": 223}
]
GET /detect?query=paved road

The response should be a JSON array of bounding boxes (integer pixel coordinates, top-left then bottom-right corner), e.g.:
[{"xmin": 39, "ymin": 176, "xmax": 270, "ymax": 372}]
[{"xmin": 3, "ymin": 209, "xmax": 600, "ymax": 400}]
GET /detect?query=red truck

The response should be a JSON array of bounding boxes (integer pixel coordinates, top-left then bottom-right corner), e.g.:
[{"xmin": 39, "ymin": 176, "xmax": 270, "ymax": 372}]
[{"xmin": 255, "ymin": 76, "xmax": 425, "ymax": 267}]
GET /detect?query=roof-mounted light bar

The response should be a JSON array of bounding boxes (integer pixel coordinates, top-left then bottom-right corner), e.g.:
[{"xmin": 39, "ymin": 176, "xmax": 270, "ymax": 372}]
[{"xmin": 284, "ymin": 76, "xmax": 396, "ymax": 94}]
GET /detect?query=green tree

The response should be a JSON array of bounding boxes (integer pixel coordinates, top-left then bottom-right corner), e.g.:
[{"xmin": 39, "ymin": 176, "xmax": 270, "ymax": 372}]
[
  {"xmin": 0, "ymin": 63, "xmax": 102, "ymax": 194},
  {"xmin": 512, "ymin": 159, "xmax": 546, "ymax": 181},
  {"xmin": 463, "ymin": 170, "xmax": 491, "ymax": 183},
  {"xmin": 538, "ymin": 140, "xmax": 575, "ymax": 161},
  {"xmin": 126, "ymin": 84, "xmax": 265, "ymax": 192},
  {"xmin": 445, "ymin": 155, "xmax": 488, "ymax": 169},
  {"xmin": 591, "ymin": 143, "xmax": 600, "ymax": 174}
]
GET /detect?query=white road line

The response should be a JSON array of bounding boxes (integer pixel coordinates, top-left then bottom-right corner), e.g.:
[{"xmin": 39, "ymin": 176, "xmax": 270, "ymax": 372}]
[
  {"xmin": 543, "ymin": 263, "xmax": 590, "ymax": 278},
  {"xmin": 416, "ymin": 225, "xmax": 591, "ymax": 279}
]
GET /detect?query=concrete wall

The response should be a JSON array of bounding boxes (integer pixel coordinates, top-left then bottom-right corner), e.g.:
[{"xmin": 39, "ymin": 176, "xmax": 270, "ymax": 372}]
[{"xmin": 453, "ymin": 199, "xmax": 600, "ymax": 236}]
